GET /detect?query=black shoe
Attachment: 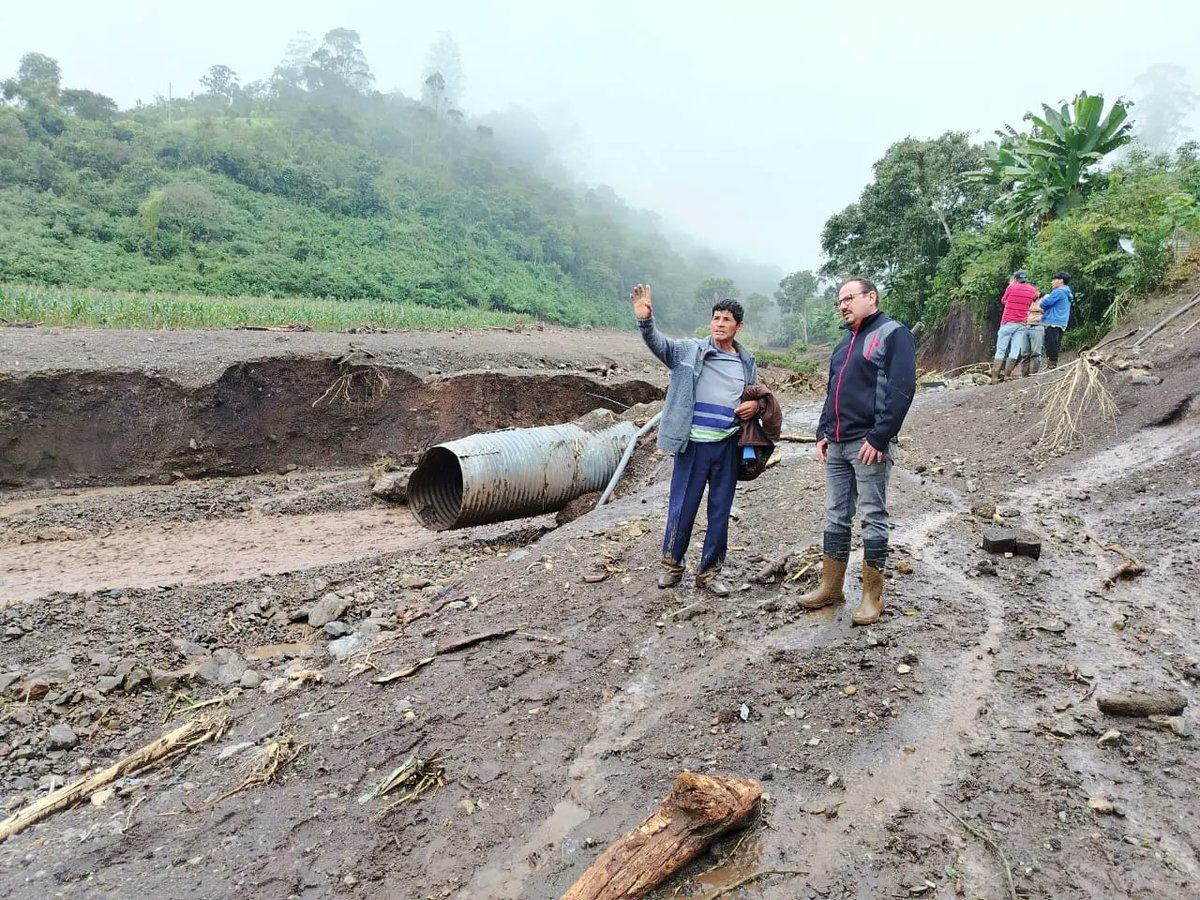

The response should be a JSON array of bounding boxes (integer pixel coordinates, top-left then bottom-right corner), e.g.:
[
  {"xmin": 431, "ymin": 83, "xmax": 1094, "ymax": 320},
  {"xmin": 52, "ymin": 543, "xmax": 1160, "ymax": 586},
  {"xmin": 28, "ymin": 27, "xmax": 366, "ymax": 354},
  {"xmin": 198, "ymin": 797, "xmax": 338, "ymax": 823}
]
[{"xmin": 658, "ymin": 570, "xmax": 682, "ymax": 589}]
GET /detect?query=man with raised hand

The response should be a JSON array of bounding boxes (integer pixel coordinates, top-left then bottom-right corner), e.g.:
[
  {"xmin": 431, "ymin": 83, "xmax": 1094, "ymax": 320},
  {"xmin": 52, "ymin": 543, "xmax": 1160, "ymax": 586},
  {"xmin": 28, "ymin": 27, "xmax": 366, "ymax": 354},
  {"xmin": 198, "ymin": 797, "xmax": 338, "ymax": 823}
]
[
  {"xmin": 631, "ymin": 283, "xmax": 760, "ymax": 597},
  {"xmin": 800, "ymin": 277, "xmax": 917, "ymax": 626}
]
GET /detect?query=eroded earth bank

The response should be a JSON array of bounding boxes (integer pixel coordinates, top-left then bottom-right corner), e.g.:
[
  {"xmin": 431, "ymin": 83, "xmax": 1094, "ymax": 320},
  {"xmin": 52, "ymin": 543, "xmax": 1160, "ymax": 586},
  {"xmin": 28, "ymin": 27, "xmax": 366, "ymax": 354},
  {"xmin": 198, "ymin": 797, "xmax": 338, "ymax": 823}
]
[{"xmin": 0, "ymin": 312, "xmax": 1197, "ymax": 900}]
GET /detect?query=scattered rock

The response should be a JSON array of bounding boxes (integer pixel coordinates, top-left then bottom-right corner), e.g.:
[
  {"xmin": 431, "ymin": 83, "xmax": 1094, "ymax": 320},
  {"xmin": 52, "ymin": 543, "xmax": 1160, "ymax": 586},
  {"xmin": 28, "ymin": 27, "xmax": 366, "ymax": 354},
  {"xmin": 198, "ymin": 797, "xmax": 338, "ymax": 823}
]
[
  {"xmin": 328, "ymin": 633, "xmax": 365, "ymax": 661},
  {"xmin": 46, "ymin": 724, "xmax": 78, "ymax": 751},
  {"xmin": 1147, "ymin": 715, "xmax": 1192, "ymax": 738},
  {"xmin": 982, "ymin": 527, "xmax": 1042, "ymax": 559},
  {"xmin": 371, "ymin": 469, "xmax": 412, "ymax": 503},
  {"xmin": 239, "ymin": 670, "xmax": 263, "ymax": 689},
  {"xmin": 323, "ymin": 621, "xmax": 350, "ymax": 638},
  {"xmin": 1097, "ymin": 728, "xmax": 1122, "ymax": 747},
  {"xmin": 668, "ymin": 601, "xmax": 712, "ymax": 622},
  {"xmin": 398, "ymin": 575, "xmax": 431, "ymax": 591},
  {"xmin": 1088, "ymin": 797, "xmax": 1119, "ymax": 815},
  {"xmin": 1098, "ymin": 690, "xmax": 1187, "ymax": 718},
  {"xmin": 307, "ymin": 593, "xmax": 352, "ymax": 628}
]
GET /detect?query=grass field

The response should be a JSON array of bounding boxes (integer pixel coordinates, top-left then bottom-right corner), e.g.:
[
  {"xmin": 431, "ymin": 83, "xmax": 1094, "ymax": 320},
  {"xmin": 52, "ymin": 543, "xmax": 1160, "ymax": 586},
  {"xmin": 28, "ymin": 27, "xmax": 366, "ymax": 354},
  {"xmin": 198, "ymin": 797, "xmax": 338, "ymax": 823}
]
[{"xmin": 0, "ymin": 283, "xmax": 526, "ymax": 332}]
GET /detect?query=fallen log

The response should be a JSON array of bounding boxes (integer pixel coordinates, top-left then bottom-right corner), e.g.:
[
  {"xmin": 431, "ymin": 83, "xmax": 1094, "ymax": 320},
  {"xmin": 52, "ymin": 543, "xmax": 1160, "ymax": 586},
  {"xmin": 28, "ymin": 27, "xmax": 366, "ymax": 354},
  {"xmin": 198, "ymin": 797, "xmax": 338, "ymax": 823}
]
[
  {"xmin": 1097, "ymin": 690, "xmax": 1187, "ymax": 718},
  {"xmin": 0, "ymin": 711, "xmax": 228, "ymax": 843},
  {"xmin": 562, "ymin": 772, "xmax": 761, "ymax": 900}
]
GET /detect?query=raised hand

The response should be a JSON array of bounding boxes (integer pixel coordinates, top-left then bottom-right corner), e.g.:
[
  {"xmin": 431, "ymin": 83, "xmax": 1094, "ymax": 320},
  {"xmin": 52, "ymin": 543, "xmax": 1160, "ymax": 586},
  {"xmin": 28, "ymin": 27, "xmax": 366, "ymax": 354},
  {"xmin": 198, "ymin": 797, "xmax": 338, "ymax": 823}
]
[{"xmin": 630, "ymin": 283, "xmax": 653, "ymax": 319}]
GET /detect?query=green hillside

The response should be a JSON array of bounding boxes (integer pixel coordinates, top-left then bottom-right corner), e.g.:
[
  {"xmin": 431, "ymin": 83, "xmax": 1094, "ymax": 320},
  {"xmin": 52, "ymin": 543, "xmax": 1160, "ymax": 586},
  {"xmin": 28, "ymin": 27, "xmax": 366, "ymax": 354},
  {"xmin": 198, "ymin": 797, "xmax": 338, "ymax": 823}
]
[{"xmin": 0, "ymin": 35, "xmax": 778, "ymax": 331}]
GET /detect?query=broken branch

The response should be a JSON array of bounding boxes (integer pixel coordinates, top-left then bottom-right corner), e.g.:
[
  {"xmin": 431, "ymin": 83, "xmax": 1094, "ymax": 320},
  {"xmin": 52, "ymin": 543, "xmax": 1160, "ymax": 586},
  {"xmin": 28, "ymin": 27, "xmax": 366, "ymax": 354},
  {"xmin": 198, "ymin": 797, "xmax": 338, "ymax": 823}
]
[
  {"xmin": 933, "ymin": 799, "xmax": 1017, "ymax": 900},
  {"xmin": 700, "ymin": 869, "xmax": 810, "ymax": 900},
  {"xmin": 562, "ymin": 772, "xmax": 762, "ymax": 900},
  {"xmin": 0, "ymin": 711, "xmax": 229, "ymax": 843},
  {"xmin": 374, "ymin": 656, "xmax": 436, "ymax": 684},
  {"xmin": 436, "ymin": 627, "xmax": 517, "ymax": 655}
]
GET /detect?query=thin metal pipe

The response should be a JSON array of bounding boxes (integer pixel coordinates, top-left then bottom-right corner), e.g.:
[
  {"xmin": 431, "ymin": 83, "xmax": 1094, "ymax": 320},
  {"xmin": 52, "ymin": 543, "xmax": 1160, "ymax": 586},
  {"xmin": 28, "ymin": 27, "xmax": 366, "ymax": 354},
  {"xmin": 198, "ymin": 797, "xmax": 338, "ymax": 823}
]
[{"xmin": 596, "ymin": 411, "xmax": 662, "ymax": 507}]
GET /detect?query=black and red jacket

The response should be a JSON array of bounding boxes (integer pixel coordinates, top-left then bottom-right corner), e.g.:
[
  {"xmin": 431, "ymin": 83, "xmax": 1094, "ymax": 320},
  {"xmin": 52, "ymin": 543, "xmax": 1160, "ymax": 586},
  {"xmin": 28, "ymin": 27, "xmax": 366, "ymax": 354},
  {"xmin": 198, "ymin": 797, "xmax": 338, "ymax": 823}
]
[{"xmin": 816, "ymin": 310, "xmax": 917, "ymax": 452}]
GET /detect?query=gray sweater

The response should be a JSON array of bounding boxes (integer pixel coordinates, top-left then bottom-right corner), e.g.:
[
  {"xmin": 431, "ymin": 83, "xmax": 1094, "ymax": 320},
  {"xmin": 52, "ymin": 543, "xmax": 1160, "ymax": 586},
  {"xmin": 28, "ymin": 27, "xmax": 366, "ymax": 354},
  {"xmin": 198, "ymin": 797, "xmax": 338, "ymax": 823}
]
[{"xmin": 637, "ymin": 315, "xmax": 758, "ymax": 454}]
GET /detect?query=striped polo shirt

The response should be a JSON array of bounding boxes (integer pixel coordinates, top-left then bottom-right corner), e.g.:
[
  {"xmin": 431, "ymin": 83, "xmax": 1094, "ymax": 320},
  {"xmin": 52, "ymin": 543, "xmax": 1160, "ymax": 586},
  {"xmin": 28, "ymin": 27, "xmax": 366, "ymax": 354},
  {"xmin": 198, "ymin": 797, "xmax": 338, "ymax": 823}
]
[{"xmin": 689, "ymin": 348, "xmax": 745, "ymax": 442}]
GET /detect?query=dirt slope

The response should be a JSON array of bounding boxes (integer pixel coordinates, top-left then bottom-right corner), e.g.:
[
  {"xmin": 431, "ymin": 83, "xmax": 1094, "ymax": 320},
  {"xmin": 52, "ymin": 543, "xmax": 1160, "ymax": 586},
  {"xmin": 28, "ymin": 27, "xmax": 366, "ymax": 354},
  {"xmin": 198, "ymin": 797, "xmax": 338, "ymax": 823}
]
[{"xmin": 0, "ymin": 309, "xmax": 1197, "ymax": 900}]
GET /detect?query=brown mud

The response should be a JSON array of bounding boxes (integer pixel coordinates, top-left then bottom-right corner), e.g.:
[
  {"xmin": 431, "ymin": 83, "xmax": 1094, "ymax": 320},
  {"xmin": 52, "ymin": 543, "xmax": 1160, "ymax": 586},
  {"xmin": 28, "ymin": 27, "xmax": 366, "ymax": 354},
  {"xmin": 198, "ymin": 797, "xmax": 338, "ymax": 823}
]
[{"xmin": 0, "ymin": 308, "xmax": 1197, "ymax": 900}]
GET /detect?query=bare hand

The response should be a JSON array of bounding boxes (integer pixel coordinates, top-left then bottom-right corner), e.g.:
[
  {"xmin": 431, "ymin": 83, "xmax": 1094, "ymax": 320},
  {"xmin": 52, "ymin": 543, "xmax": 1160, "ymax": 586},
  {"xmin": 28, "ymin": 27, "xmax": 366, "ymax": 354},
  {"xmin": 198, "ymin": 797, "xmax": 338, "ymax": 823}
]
[
  {"xmin": 630, "ymin": 283, "xmax": 653, "ymax": 319},
  {"xmin": 816, "ymin": 437, "xmax": 828, "ymax": 464},
  {"xmin": 857, "ymin": 440, "xmax": 885, "ymax": 464},
  {"xmin": 734, "ymin": 400, "xmax": 759, "ymax": 421}
]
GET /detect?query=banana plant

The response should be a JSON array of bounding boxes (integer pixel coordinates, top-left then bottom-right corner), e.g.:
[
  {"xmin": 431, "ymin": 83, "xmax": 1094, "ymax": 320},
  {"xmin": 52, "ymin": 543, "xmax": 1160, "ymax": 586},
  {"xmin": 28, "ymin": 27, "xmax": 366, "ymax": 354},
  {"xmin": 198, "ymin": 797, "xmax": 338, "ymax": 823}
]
[{"xmin": 968, "ymin": 92, "xmax": 1134, "ymax": 231}]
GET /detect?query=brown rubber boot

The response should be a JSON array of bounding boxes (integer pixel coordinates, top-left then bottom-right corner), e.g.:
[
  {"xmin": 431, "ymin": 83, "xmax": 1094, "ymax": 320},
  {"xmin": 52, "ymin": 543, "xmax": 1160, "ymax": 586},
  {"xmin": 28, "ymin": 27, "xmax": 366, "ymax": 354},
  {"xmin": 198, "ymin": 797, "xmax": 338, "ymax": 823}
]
[
  {"xmin": 658, "ymin": 557, "xmax": 684, "ymax": 589},
  {"xmin": 799, "ymin": 555, "xmax": 848, "ymax": 610},
  {"xmin": 852, "ymin": 564, "xmax": 884, "ymax": 626},
  {"xmin": 696, "ymin": 568, "xmax": 731, "ymax": 597},
  {"xmin": 1003, "ymin": 357, "xmax": 1020, "ymax": 379},
  {"xmin": 989, "ymin": 358, "xmax": 1004, "ymax": 384},
  {"xmin": 1028, "ymin": 355, "xmax": 1041, "ymax": 375}
]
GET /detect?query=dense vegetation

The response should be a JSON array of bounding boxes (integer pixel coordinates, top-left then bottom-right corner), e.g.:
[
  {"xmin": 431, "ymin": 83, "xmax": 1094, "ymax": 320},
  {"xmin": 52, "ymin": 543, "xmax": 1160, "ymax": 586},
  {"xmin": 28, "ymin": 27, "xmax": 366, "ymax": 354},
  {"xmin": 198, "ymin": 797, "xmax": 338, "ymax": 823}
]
[
  {"xmin": 821, "ymin": 90, "xmax": 1200, "ymax": 348},
  {"xmin": 0, "ymin": 35, "xmax": 780, "ymax": 333}
]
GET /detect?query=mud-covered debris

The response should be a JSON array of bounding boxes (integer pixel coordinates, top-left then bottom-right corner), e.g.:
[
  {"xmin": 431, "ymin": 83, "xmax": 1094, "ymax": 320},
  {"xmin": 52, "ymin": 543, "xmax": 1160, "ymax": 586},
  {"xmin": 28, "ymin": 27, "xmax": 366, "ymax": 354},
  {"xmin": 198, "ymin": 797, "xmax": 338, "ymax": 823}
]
[
  {"xmin": 1097, "ymin": 690, "xmax": 1187, "ymax": 718},
  {"xmin": 894, "ymin": 559, "xmax": 914, "ymax": 575},
  {"xmin": 668, "ymin": 601, "xmax": 712, "ymax": 622},
  {"xmin": 371, "ymin": 469, "xmax": 411, "ymax": 503},
  {"xmin": 1097, "ymin": 729, "xmax": 1122, "ymax": 747},
  {"xmin": 982, "ymin": 527, "xmax": 1042, "ymax": 559},
  {"xmin": 1148, "ymin": 715, "xmax": 1192, "ymax": 738},
  {"xmin": 1087, "ymin": 797, "xmax": 1120, "ymax": 815},
  {"xmin": 436, "ymin": 627, "xmax": 516, "ymax": 655}
]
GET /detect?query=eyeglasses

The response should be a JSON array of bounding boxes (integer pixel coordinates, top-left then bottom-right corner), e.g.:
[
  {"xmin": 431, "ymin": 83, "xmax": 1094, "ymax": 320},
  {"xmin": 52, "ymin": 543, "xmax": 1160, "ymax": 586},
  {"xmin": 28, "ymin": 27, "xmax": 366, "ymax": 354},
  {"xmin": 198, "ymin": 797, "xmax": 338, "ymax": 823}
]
[{"xmin": 837, "ymin": 291, "xmax": 869, "ymax": 306}]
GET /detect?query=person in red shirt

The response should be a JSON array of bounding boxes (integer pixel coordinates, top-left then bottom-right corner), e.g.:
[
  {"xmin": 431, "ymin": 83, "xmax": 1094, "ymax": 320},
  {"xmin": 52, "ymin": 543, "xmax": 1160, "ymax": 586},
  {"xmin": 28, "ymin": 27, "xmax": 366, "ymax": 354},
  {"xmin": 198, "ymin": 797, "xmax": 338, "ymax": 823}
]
[{"xmin": 990, "ymin": 271, "xmax": 1040, "ymax": 383}]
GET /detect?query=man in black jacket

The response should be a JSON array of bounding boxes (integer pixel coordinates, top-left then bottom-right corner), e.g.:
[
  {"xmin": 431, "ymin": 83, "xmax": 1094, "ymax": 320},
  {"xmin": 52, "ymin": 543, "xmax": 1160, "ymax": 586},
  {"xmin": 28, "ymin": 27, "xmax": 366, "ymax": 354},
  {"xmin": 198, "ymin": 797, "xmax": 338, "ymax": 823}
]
[{"xmin": 800, "ymin": 277, "xmax": 917, "ymax": 625}]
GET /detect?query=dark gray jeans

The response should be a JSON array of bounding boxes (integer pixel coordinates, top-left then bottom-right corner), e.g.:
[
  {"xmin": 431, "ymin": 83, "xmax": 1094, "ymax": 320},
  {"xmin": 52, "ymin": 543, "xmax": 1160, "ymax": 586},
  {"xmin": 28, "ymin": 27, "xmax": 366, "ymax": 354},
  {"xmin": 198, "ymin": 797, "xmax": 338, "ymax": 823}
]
[{"xmin": 824, "ymin": 439, "xmax": 894, "ymax": 544}]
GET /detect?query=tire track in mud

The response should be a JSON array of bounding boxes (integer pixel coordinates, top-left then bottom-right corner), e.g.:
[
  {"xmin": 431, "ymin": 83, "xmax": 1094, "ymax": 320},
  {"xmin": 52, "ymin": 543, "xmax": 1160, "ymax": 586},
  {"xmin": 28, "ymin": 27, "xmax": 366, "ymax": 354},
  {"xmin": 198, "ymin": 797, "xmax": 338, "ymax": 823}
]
[{"xmin": 466, "ymin": 472, "xmax": 1014, "ymax": 898}]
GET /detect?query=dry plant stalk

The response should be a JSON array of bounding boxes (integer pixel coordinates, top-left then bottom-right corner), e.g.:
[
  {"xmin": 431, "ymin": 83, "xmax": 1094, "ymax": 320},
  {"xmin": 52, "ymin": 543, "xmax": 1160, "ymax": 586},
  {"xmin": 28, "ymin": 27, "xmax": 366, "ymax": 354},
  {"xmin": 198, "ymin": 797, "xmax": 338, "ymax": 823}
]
[
  {"xmin": 202, "ymin": 734, "xmax": 306, "ymax": 808},
  {"xmin": 357, "ymin": 754, "xmax": 446, "ymax": 817},
  {"xmin": 0, "ymin": 711, "xmax": 230, "ymax": 843},
  {"xmin": 1036, "ymin": 352, "xmax": 1117, "ymax": 449},
  {"xmin": 312, "ymin": 365, "xmax": 391, "ymax": 408}
]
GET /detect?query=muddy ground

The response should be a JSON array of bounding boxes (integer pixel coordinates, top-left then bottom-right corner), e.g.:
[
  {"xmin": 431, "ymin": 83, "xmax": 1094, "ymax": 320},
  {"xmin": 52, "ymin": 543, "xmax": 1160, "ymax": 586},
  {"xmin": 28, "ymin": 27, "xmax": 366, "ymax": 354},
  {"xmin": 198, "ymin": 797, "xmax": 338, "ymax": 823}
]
[{"xmin": 0, "ymin": 304, "xmax": 1197, "ymax": 900}]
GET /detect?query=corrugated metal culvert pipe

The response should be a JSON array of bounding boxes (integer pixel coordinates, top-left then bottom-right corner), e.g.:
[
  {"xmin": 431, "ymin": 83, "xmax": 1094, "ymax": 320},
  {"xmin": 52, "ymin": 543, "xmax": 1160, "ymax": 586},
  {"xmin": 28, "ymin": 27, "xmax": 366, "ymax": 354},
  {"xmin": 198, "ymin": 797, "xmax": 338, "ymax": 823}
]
[{"xmin": 407, "ymin": 410, "xmax": 639, "ymax": 530}]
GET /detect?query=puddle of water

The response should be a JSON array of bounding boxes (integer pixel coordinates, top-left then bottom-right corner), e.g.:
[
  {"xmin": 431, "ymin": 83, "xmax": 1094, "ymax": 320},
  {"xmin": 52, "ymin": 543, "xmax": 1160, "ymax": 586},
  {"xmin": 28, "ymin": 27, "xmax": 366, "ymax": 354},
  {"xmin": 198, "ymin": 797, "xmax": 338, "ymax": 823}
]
[
  {"xmin": 245, "ymin": 642, "xmax": 317, "ymax": 662},
  {"xmin": 467, "ymin": 800, "xmax": 591, "ymax": 899}
]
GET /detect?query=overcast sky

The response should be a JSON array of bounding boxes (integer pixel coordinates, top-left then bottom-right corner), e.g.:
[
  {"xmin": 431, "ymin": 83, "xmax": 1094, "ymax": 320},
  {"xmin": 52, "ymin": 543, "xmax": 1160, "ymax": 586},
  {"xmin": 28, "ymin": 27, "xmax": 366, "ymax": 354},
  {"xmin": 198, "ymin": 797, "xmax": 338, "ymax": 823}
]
[{"xmin": 4, "ymin": 1, "xmax": 1199, "ymax": 275}]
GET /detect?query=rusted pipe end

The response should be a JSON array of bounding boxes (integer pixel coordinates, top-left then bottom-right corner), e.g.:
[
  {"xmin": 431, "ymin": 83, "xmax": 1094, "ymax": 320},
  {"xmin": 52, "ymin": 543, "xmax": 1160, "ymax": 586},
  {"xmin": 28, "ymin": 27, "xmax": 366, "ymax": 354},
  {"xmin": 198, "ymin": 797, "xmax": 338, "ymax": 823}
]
[{"xmin": 407, "ymin": 447, "xmax": 463, "ymax": 531}]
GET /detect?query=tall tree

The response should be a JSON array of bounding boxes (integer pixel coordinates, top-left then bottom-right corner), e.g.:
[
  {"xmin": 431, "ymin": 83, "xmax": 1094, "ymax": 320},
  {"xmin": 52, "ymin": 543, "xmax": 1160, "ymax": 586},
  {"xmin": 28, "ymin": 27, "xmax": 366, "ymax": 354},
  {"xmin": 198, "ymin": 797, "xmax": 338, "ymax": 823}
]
[
  {"xmin": 972, "ymin": 92, "xmax": 1134, "ymax": 229},
  {"xmin": 2, "ymin": 51, "xmax": 61, "ymax": 104},
  {"xmin": 1131, "ymin": 64, "xmax": 1198, "ymax": 154},
  {"xmin": 821, "ymin": 132, "xmax": 991, "ymax": 325},
  {"xmin": 309, "ymin": 28, "xmax": 374, "ymax": 95},
  {"xmin": 200, "ymin": 65, "xmax": 240, "ymax": 105},
  {"xmin": 424, "ymin": 33, "xmax": 464, "ymax": 110},
  {"xmin": 774, "ymin": 269, "xmax": 819, "ymax": 344}
]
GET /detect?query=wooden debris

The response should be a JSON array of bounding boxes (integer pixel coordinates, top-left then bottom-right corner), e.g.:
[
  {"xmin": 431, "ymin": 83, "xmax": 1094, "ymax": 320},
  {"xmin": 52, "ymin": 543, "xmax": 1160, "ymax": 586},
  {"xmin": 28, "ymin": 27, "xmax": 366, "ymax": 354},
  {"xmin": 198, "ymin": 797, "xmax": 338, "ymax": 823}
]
[
  {"xmin": 1132, "ymin": 288, "xmax": 1200, "ymax": 348},
  {"xmin": 436, "ymin": 627, "xmax": 517, "ymax": 655},
  {"xmin": 753, "ymin": 551, "xmax": 792, "ymax": 584},
  {"xmin": 288, "ymin": 669, "xmax": 324, "ymax": 685},
  {"xmin": 518, "ymin": 631, "xmax": 564, "ymax": 645},
  {"xmin": 357, "ymin": 754, "xmax": 446, "ymax": 815},
  {"xmin": 1097, "ymin": 690, "xmax": 1187, "ymax": 718},
  {"xmin": 200, "ymin": 735, "xmax": 306, "ymax": 809},
  {"xmin": 933, "ymin": 799, "xmax": 1018, "ymax": 900},
  {"xmin": 561, "ymin": 772, "xmax": 762, "ymax": 900},
  {"xmin": 0, "ymin": 711, "xmax": 229, "ymax": 843},
  {"xmin": 777, "ymin": 433, "xmax": 818, "ymax": 443},
  {"xmin": 373, "ymin": 656, "xmax": 436, "ymax": 684}
]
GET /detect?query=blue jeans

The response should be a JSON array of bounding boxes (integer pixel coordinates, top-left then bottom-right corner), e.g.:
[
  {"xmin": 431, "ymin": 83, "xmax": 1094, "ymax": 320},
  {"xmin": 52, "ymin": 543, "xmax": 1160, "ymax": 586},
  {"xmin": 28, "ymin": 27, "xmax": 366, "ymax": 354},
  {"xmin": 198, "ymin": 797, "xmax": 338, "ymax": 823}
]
[
  {"xmin": 1024, "ymin": 325, "xmax": 1044, "ymax": 357},
  {"xmin": 994, "ymin": 322, "xmax": 1027, "ymax": 360},
  {"xmin": 663, "ymin": 435, "xmax": 739, "ymax": 574},
  {"xmin": 824, "ymin": 439, "xmax": 893, "ymax": 546}
]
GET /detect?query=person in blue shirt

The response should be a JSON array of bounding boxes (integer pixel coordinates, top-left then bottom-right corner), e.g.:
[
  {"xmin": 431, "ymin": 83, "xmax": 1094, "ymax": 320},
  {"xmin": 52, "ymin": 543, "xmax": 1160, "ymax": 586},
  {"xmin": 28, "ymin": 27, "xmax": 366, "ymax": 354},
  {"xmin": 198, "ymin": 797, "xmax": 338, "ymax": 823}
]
[{"xmin": 1037, "ymin": 272, "xmax": 1074, "ymax": 369}]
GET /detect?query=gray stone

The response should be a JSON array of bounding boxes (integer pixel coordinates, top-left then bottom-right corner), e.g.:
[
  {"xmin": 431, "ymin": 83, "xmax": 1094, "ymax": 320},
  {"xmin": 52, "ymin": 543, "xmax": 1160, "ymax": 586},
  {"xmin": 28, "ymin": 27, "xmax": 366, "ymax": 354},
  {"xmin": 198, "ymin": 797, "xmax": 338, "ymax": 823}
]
[
  {"xmin": 150, "ymin": 668, "xmax": 188, "ymax": 691},
  {"xmin": 30, "ymin": 657, "xmax": 74, "ymax": 687},
  {"xmin": 46, "ymin": 724, "xmax": 78, "ymax": 751},
  {"xmin": 327, "ymin": 634, "xmax": 365, "ymax": 661},
  {"xmin": 397, "ymin": 575, "xmax": 431, "ymax": 591},
  {"xmin": 12, "ymin": 775, "xmax": 36, "ymax": 791},
  {"xmin": 307, "ymin": 593, "xmax": 352, "ymax": 628},
  {"xmin": 239, "ymin": 670, "xmax": 263, "ymax": 689},
  {"xmin": 669, "ymin": 602, "xmax": 713, "ymax": 622},
  {"xmin": 260, "ymin": 677, "xmax": 289, "ymax": 695},
  {"xmin": 982, "ymin": 527, "xmax": 1042, "ymax": 559},
  {"xmin": 96, "ymin": 674, "xmax": 125, "ymax": 694},
  {"xmin": 216, "ymin": 741, "xmax": 256, "ymax": 762},
  {"xmin": 1148, "ymin": 715, "xmax": 1192, "ymax": 738},
  {"xmin": 323, "ymin": 621, "xmax": 350, "ymax": 638},
  {"xmin": 1129, "ymin": 372, "xmax": 1163, "ymax": 386},
  {"xmin": 211, "ymin": 649, "xmax": 248, "ymax": 686},
  {"xmin": 0, "ymin": 671, "xmax": 21, "ymax": 694}
]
